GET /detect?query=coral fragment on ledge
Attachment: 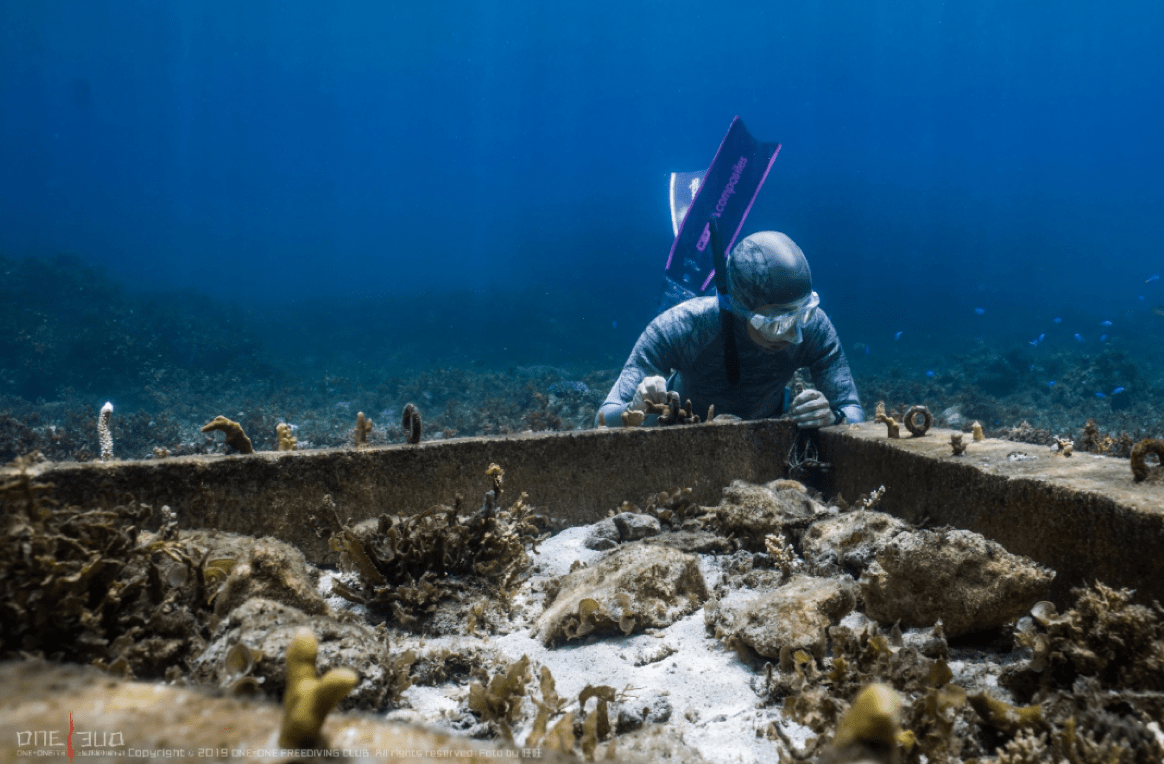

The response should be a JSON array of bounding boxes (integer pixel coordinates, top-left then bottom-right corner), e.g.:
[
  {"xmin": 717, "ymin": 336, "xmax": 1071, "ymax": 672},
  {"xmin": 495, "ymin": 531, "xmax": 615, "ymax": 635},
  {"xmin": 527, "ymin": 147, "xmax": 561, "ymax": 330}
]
[
  {"xmin": 1130, "ymin": 438, "xmax": 1164, "ymax": 483},
  {"xmin": 401, "ymin": 403, "xmax": 422, "ymax": 444},
  {"xmin": 903, "ymin": 405, "xmax": 932, "ymax": 436},
  {"xmin": 200, "ymin": 416, "xmax": 254, "ymax": 454}
]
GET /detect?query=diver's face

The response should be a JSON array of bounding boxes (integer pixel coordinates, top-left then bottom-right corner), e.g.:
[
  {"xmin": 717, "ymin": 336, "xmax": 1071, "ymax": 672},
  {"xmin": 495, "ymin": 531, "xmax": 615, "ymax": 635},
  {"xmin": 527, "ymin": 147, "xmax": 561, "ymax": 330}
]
[
  {"xmin": 743, "ymin": 302, "xmax": 802, "ymax": 352},
  {"xmin": 746, "ymin": 320, "xmax": 794, "ymax": 352}
]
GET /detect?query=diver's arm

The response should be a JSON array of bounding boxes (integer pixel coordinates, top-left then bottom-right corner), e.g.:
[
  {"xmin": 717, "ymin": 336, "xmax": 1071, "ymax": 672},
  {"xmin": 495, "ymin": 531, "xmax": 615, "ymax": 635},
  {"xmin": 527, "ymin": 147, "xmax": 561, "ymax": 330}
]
[
  {"xmin": 596, "ymin": 400, "xmax": 628, "ymax": 428},
  {"xmin": 597, "ymin": 374, "xmax": 667, "ymax": 428},
  {"xmin": 596, "ymin": 320, "xmax": 679, "ymax": 428},
  {"xmin": 597, "ymin": 398, "xmax": 662, "ymax": 428},
  {"xmin": 801, "ymin": 312, "xmax": 865, "ymax": 424},
  {"xmin": 596, "ymin": 366, "xmax": 645, "ymax": 427}
]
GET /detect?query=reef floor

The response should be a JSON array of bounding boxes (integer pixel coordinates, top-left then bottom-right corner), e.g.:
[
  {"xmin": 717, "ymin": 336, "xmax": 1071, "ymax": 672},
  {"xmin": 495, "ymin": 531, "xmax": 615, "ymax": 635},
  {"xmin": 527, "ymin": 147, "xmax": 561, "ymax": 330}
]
[{"xmin": 4, "ymin": 471, "xmax": 1162, "ymax": 764}]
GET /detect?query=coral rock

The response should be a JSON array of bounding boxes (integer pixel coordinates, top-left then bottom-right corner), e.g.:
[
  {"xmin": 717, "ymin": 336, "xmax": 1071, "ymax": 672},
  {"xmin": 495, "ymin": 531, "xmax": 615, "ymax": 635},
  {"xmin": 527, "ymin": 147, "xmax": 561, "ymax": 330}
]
[
  {"xmin": 354, "ymin": 412, "xmax": 373, "ymax": 447},
  {"xmin": 584, "ymin": 513, "xmax": 662, "ymax": 550},
  {"xmin": 191, "ymin": 598, "xmax": 413, "ymax": 712},
  {"xmin": 583, "ymin": 518, "xmax": 621, "ymax": 551},
  {"xmin": 535, "ymin": 543, "xmax": 709, "ymax": 646},
  {"xmin": 612, "ymin": 512, "xmax": 662, "ymax": 541},
  {"xmin": 213, "ymin": 536, "xmax": 328, "ymax": 618},
  {"xmin": 801, "ymin": 510, "xmax": 910, "ymax": 578},
  {"xmin": 875, "ymin": 412, "xmax": 900, "ymax": 439},
  {"xmin": 708, "ymin": 574, "xmax": 856, "ymax": 659},
  {"xmin": 714, "ymin": 479, "xmax": 825, "ymax": 549},
  {"xmin": 1131, "ymin": 438, "xmax": 1164, "ymax": 483},
  {"xmin": 621, "ymin": 409, "xmax": 646, "ymax": 427},
  {"xmin": 860, "ymin": 528, "xmax": 1054, "ymax": 637}
]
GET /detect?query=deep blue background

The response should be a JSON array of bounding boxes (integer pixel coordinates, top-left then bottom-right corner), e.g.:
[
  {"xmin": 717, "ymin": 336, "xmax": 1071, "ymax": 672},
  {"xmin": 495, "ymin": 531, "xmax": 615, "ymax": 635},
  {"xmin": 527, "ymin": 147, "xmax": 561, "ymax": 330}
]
[{"xmin": 3, "ymin": 1, "xmax": 1163, "ymax": 363}]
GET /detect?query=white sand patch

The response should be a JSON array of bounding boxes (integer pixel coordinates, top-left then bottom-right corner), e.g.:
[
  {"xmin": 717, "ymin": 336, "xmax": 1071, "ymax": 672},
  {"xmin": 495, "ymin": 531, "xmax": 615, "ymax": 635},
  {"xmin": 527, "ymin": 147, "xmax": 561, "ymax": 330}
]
[{"xmin": 383, "ymin": 525, "xmax": 815, "ymax": 764}]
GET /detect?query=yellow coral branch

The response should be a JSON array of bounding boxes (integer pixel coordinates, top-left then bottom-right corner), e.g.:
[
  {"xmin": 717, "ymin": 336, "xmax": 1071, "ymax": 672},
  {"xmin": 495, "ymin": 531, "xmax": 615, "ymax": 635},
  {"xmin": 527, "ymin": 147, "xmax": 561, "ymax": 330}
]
[
  {"xmin": 354, "ymin": 412, "xmax": 373, "ymax": 447},
  {"xmin": 832, "ymin": 682, "xmax": 902, "ymax": 750},
  {"xmin": 279, "ymin": 628, "xmax": 359, "ymax": 749}
]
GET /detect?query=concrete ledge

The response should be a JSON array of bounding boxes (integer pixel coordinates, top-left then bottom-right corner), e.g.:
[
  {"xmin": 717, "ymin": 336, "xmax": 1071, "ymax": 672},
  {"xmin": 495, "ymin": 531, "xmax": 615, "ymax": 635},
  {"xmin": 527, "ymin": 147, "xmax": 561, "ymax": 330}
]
[
  {"xmin": 6, "ymin": 420, "xmax": 797, "ymax": 564},
  {"xmin": 7, "ymin": 419, "xmax": 1163, "ymax": 607},
  {"xmin": 818, "ymin": 422, "xmax": 1164, "ymax": 605}
]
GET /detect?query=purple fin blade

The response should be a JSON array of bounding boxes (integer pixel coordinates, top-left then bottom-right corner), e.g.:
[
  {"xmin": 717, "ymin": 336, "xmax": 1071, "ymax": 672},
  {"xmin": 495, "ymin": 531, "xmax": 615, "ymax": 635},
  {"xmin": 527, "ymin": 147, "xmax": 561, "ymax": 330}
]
[{"xmin": 661, "ymin": 117, "xmax": 781, "ymax": 311}]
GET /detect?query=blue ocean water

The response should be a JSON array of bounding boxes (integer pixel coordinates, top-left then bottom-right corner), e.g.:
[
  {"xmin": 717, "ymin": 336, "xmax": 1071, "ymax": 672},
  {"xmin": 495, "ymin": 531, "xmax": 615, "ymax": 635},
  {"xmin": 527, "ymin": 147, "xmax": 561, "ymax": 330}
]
[{"xmin": 2, "ymin": 1, "xmax": 1163, "ymax": 405}]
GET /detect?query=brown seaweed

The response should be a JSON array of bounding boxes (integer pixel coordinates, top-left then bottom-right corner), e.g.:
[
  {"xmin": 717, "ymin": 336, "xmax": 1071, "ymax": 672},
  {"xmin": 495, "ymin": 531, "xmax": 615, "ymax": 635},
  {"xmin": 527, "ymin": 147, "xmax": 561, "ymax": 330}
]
[
  {"xmin": 0, "ymin": 456, "xmax": 218, "ymax": 678},
  {"xmin": 328, "ymin": 464, "xmax": 544, "ymax": 629},
  {"xmin": 467, "ymin": 654, "xmax": 531, "ymax": 742}
]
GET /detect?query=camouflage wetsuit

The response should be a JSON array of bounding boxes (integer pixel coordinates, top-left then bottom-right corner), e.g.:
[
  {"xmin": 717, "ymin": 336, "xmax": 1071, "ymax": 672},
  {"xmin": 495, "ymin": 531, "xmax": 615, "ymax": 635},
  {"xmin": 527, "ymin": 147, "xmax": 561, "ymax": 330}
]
[{"xmin": 597, "ymin": 295, "xmax": 864, "ymax": 427}]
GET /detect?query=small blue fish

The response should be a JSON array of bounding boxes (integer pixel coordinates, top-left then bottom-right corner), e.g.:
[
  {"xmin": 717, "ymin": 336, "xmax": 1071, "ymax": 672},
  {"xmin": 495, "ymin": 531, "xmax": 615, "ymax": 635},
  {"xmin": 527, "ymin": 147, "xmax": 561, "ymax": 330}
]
[
  {"xmin": 1074, "ymin": 333, "xmax": 1084, "ymax": 342},
  {"xmin": 865, "ymin": 345, "xmax": 871, "ymax": 355},
  {"xmin": 1147, "ymin": 274, "xmax": 1160, "ymax": 283},
  {"xmin": 1100, "ymin": 320, "xmax": 1113, "ymax": 326},
  {"xmin": 1054, "ymin": 317, "xmax": 1063, "ymax": 324},
  {"xmin": 612, "ymin": 320, "xmax": 618, "ymax": 329},
  {"xmin": 1029, "ymin": 365, "xmax": 1035, "ymax": 371},
  {"xmin": 974, "ymin": 307, "xmax": 985, "ymax": 315},
  {"xmin": 1100, "ymin": 334, "xmax": 1107, "ymax": 342},
  {"xmin": 1048, "ymin": 380, "xmax": 1056, "ymax": 387},
  {"xmin": 1096, "ymin": 392, "xmax": 1106, "ymax": 398},
  {"xmin": 1112, "ymin": 386, "xmax": 1125, "ymax": 394},
  {"xmin": 925, "ymin": 370, "xmax": 935, "ymax": 377},
  {"xmin": 1039, "ymin": 333, "xmax": 1046, "ymax": 342},
  {"xmin": 894, "ymin": 331, "xmax": 903, "ymax": 340}
]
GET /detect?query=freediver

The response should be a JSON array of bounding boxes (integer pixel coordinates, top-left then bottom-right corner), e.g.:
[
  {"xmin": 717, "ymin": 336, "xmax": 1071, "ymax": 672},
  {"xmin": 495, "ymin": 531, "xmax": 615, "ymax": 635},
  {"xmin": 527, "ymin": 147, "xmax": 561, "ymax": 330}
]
[{"xmin": 597, "ymin": 230, "xmax": 864, "ymax": 428}]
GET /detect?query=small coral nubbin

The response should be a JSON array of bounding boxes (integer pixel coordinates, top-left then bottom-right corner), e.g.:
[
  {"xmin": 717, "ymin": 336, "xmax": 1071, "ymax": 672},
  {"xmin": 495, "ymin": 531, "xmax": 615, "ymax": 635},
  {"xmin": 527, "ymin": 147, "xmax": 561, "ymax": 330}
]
[{"xmin": 402, "ymin": 403, "xmax": 422, "ymax": 444}]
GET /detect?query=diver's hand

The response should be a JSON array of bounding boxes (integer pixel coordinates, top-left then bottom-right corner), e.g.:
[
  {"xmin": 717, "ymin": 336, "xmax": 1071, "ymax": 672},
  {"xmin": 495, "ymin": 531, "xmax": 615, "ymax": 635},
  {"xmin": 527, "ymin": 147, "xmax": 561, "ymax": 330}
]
[
  {"xmin": 631, "ymin": 375, "xmax": 668, "ymax": 412},
  {"xmin": 789, "ymin": 389, "xmax": 835, "ymax": 429}
]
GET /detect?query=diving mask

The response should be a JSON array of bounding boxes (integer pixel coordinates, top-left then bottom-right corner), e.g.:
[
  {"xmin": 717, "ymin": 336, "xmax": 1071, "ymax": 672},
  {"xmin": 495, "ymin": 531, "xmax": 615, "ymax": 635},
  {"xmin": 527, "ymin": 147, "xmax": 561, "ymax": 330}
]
[{"xmin": 741, "ymin": 291, "xmax": 819, "ymax": 345}]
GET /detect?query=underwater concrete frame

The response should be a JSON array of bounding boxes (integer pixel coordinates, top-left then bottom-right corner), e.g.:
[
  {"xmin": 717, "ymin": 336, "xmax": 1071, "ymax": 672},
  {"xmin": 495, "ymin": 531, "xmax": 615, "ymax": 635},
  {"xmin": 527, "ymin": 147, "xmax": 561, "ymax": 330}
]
[{"xmin": 7, "ymin": 418, "xmax": 1163, "ymax": 607}]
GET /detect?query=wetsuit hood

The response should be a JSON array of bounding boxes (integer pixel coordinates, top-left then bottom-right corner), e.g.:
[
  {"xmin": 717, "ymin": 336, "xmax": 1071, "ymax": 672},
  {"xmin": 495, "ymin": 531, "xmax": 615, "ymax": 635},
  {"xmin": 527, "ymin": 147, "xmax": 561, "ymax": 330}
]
[{"xmin": 726, "ymin": 231, "xmax": 813, "ymax": 312}]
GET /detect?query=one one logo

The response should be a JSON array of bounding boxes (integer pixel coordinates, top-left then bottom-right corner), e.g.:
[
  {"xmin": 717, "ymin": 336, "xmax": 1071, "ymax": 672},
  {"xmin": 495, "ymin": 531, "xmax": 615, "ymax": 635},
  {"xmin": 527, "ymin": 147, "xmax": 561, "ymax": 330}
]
[{"xmin": 16, "ymin": 713, "xmax": 124, "ymax": 761}]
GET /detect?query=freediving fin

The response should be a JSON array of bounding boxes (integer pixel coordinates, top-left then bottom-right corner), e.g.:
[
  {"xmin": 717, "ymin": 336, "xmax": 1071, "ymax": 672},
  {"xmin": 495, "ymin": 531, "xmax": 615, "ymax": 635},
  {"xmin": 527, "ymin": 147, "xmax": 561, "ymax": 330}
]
[{"xmin": 658, "ymin": 117, "xmax": 781, "ymax": 314}]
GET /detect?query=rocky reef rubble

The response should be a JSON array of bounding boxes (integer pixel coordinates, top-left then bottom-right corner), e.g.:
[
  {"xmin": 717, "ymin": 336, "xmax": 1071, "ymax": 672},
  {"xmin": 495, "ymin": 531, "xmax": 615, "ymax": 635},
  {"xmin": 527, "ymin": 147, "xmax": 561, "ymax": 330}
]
[
  {"xmin": 0, "ymin": 456, "xmax": 416, "ymax": 717},
  {"xmin": 687, "ymin": 483, "xmax": 1160, "ymax": 764},
  {"xmin": 861, "ymin": 528, "xmax": 1055, "ymax": 639},
  {"xmin": 534, "ymin": 543, "xmax": 710, "ymax": 646},
  {"xmin": 707, "ymin": 575, "xmax": 857, "ymax": 661}
]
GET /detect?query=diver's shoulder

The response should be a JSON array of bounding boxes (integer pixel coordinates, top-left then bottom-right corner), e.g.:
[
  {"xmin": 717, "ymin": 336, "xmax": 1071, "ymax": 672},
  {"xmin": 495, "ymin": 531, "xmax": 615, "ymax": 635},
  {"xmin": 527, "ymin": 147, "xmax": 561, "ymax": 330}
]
[
  {"xmin": 644, "ymin": 296, "xmax": 719, "ymax": 348},
  {"xmin": 655, "ymin": 295, "xmax": 718, "ymax": 324}
]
